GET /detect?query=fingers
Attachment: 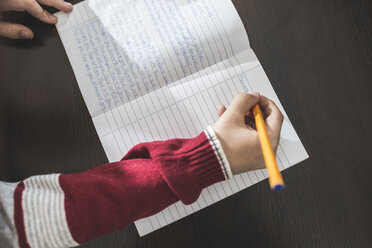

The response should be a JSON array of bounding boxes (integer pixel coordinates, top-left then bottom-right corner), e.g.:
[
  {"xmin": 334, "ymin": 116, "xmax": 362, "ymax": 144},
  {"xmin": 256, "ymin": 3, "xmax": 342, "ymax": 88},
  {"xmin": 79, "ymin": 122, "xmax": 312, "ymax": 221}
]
[
  {"xmin": 22, "ymin": 0, "xmax": 58, "ymax": 24},
  {"xmin": 228, "ymin": 92, "xmax": 260, "ymax": 115},
  {"xmin": 0, "ymin": 0, "xmax": 73, "ymax": 40},
  {"xmin": 0, "ymin": 21, "xmax": 34, "ymax": 39},
  {"xmin": 217, "ymin": 105, "xmax": 226, "ymax": 116},
  {"xmin": 37, "ymin": 0, "xmax": 73, "ymax": 12},
  {"xmin": 259, "ymin": 95, "xmax": 284, "ymax": 133},
  {"xmin": 216, "ymin": 93, "xmax": 283, "ymax": 135}
]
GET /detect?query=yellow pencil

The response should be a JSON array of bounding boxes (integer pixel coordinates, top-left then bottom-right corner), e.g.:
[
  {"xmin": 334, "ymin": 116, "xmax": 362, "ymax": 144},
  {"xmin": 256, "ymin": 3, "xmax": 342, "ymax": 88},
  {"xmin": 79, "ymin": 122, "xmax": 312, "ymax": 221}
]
[{"xmin": 253, "ymin": 104, "xmax": 284, "ymax": 191}]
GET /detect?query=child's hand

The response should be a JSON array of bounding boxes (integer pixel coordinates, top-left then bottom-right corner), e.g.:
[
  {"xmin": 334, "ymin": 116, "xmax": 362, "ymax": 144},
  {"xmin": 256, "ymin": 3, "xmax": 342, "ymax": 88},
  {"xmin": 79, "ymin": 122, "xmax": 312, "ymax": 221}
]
[
  {"xmin": 213, "ymin": 93, "xmax": 284, "ymax": 175},
  {"xmin": 0, "ymin": 0, "xmax": 72, "ymax": 39}
]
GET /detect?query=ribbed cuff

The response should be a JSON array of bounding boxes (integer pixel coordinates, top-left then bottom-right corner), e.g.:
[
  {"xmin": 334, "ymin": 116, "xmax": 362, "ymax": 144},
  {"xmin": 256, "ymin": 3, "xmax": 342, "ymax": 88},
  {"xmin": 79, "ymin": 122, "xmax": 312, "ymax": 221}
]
[
  {"xmin": 154, "ymin": 128, "xmax": 234, "ymax": 205},
  {"xmin": 184, "ymin": 132, "xmax": 227, "ymax": 191},
  {"xmin": 204, "ymin": 126, "xmax": 233, "ymax": 180}
]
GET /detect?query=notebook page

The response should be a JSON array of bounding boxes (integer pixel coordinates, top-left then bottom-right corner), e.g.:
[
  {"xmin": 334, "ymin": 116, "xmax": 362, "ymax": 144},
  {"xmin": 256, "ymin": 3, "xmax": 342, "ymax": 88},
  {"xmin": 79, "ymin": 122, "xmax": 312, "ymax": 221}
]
[
  {"xmin": 55, "ymin": 0, "xmax": 308, "ymax": 236},
  {"xmin": 55, "ymin": 0, "xmax": 248, "ymax": 117}
]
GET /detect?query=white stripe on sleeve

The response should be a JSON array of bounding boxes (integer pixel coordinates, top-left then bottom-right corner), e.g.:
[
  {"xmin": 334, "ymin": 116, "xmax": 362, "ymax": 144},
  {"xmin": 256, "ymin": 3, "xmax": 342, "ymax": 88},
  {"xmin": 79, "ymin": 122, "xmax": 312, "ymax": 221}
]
[
  {"xmin": 23, "ymin": 174, "xmax": 78, "ymax": 248},
  {"xmin": 204, "ymin": 126, "xmax": 233, "ymax": 179}
]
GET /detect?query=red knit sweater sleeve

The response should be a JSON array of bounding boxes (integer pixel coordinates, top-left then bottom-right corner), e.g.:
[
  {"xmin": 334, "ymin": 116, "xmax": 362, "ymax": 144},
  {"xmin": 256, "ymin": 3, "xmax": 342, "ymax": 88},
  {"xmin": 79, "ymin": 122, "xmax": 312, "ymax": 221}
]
[{"xmin": 9, "ymin": 128, "xmax": 230, "ymax": 248}]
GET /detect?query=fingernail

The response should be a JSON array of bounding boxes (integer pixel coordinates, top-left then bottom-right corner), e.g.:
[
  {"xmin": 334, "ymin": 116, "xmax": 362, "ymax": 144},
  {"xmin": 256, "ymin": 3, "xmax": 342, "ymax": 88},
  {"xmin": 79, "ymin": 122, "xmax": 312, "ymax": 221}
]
[
  {"xmin": 49, "ymin": 14, "xmax": 57, "ymax": 22},
  {"xmin": 64, "ymin": 1, "xmax": 73, "ymax": 10},
  {"xmin": 251, "ymin": 92, "xmax": 260, "ymax": 97},
  {"xmin": 20, "ymin": 31, "xmax": 31, "ymax": 39}
]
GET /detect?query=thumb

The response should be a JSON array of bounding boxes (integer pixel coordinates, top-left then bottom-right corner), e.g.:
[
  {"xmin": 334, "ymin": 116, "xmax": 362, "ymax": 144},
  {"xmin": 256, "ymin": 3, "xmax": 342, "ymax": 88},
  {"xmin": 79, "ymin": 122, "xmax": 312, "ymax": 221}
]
[
  {"xmin": 0, "ymin": 22, "xmax": 34, "ymax": 39},
  {"xmin": 228, "ymin": 92, "xmax": 260, "ymax": 115}
]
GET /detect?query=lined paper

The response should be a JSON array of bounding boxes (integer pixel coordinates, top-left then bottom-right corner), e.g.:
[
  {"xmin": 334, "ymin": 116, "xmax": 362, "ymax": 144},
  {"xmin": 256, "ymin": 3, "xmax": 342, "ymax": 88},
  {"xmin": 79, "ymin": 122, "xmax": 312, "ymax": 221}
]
[{"xmin": 55, "ymin": 0, "xmax": 308, "ymax": 236}]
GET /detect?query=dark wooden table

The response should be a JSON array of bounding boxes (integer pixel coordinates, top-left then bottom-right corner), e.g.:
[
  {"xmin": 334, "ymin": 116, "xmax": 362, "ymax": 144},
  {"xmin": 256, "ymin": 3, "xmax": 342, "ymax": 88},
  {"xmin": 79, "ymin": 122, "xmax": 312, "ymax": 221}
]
[{"xmin": 1, "ymin": 0, "xmax": 371, "ymax": 247}]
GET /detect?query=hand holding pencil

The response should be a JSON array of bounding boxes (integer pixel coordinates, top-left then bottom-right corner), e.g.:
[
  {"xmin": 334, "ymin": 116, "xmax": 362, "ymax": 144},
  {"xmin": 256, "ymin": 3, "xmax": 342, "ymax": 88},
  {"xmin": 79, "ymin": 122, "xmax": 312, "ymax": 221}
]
[{"xmin": 213, "ymin": 92, "xmax": 284, "ymax": 189}]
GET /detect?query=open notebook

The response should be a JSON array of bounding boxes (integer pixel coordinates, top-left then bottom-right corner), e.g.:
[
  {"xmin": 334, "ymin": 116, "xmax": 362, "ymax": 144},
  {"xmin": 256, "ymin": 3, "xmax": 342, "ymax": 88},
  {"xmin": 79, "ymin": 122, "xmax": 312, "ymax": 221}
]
[{"xmin": 55, "ymin": 0, "xmax": 308, "ymax": 236}]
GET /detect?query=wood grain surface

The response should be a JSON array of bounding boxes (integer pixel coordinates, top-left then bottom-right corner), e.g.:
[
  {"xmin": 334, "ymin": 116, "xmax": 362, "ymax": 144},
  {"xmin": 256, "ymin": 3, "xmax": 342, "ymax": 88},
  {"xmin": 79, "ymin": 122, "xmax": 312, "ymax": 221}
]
[{"xmin": 0, "ymin": 0, "xmax": 371, "ymax": 247}]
